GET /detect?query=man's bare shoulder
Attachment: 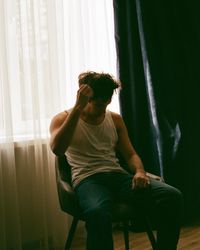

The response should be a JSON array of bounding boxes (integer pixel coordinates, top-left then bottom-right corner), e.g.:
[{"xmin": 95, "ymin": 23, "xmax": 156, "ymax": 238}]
[
  {"xmin": 52, "ymin": 111, "xmax": 68, "ymax": 122},
  {"xmin": 110, "ymin": 111, "xmax": 124, "ymax": 129},
  {"xmin": 110, "ymin": 111, "xmax": 123, "ymax": 120},
  {"xmin": 50, "ymin": 111, "xmax": 68, "ymax": 134}
]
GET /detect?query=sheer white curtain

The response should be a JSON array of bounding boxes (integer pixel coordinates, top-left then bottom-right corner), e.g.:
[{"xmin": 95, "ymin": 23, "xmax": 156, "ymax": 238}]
[
  {"xmin": 62, "ymin": 0, "xmax": 119, "ymax": 111},
  {"xmin": 0, "ymin": 0, "xmax": 118, "ymax": 249}
]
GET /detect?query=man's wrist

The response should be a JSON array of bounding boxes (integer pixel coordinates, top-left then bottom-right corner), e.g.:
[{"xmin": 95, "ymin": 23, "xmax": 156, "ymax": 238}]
[
  {"xmin": 135, "ymin": 169, "xmax": 146, "ymax": 174},
  {"xmin": 73, "ymin": 104, "xmax": 84, "ymax": 113}
]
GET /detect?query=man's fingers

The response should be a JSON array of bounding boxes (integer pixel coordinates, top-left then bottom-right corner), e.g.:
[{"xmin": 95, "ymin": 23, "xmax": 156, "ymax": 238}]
[
  {"xmin": 133, "ymin": 177, "xmax": 150, "ymax": 189},
  {"xmin": 79, "ymin": 84, "xmax": 93, "ymax": 98}
]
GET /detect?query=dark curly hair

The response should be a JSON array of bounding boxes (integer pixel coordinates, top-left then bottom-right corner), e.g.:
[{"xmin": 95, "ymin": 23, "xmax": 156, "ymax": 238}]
[{"xmin": 78, "ymin": 71, "xmax": 120, "ymax": 101}]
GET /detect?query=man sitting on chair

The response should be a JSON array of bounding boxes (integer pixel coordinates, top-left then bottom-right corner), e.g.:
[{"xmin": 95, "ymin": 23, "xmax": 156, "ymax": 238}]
[{"xmin": 49, "ymin": 71, "xmax": 183, "ymax": 250}]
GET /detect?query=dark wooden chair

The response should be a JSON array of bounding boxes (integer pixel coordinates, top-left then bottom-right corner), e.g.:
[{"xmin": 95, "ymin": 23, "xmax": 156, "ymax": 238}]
[{"xmin": 55, "ymin": 155, "xmax": 157, "ymax": 250}]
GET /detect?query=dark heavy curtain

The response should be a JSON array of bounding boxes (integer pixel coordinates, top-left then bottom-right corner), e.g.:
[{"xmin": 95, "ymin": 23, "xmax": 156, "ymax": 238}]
[{"xmin": 113, "ymin": 0, "xmax": 200, "ymax": 221}]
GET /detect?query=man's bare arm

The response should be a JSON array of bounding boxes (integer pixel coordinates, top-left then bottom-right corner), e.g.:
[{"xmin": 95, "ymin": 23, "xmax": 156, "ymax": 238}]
[
  {"xmin": 49, "ymin": 84, "xmax": 93, "ymax": 155},
  {"xmin": 112, "ymin": 112, "xmax": 150, "ymax": 189},
  {"xmin": 50, "ymin": 108, "xmax": 82, "ymax": 155}
]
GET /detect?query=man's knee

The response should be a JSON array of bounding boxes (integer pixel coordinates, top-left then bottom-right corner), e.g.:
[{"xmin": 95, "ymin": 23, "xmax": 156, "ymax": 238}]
[
  {"xmin": 167, "ymin": 186, "xmax": 183, "ymax": 207},
  {"xmin": 84, "ymin": 205, "xmax": 111, "ymax": 220}
]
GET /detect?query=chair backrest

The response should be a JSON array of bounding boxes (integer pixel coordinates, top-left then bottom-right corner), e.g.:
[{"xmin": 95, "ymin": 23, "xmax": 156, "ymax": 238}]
[{"xmin": 55, "ymin": 155, "xmax": 82, "ymax": 218}]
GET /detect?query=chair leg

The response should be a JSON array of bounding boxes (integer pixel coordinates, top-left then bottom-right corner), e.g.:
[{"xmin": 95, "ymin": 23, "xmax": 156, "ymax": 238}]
[
  {"xmin": 144, "ymin": 217, "xmax": 157, "ymax": 250},
  {"xmin": 123, "ymin": 221, "xmax": 129, "ymax": 250},
  {"xmin": 65, "ymin": 217, "xmax": 79, "ymax": 250}
]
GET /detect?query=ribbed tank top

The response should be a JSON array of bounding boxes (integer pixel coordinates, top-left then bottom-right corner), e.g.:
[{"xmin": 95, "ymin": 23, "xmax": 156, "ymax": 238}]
[{"xmin": 65, "ymin": 110, "xmax": 127, "ymax": 187}]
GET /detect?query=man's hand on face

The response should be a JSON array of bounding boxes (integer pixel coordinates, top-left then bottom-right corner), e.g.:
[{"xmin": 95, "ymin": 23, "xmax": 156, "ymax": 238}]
[
  {"xmin": 132, "ymin": 171, "xmax": 150, "ymax": 189},
  {"xmin": 75, "ymin": 84, "xmax": 94, "ymax": 110}
]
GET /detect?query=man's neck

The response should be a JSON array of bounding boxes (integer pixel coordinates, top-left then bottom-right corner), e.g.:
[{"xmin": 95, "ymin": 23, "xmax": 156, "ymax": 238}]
[{"xmin": 80, "ymin": 110, "xmax": 105, "ymax": 125}]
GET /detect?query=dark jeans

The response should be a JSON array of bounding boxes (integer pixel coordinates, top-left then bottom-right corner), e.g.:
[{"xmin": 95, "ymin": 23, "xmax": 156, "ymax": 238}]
[{"xmin": 75, "ymin": 172, "xmax": 183, "ymax": 250}]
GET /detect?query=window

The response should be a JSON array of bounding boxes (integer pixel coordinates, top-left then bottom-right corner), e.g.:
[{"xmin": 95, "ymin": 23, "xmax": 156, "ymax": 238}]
[{"xmin": 0, "ymin": 0, "xmax": 119, "ymax": 141}]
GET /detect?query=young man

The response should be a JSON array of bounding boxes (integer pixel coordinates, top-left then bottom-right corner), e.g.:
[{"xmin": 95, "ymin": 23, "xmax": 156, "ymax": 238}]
[{"xmin": 50, "ymin": 71, "xmax": 183, "ymax": 250}]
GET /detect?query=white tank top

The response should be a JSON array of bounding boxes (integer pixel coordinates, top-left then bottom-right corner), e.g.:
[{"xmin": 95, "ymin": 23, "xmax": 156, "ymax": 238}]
[{"xmin": 65, "ymin": 110, "xmax": 127, "ymax": 187}]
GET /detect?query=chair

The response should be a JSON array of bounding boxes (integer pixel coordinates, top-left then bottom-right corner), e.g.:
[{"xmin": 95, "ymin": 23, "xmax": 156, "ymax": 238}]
[{"xmin": 55, "ymin": 154, "xmax": 157, "ymax": 250}]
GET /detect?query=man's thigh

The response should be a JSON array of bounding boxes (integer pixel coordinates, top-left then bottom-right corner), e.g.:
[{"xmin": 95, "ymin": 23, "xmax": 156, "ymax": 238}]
[
  {"xmin": 75, "ymin": 176, "xmax": 114, "ymax": 212},
  {"xmin": 117, "ymin": 175, "xmax": 181, "ymax": 207}
]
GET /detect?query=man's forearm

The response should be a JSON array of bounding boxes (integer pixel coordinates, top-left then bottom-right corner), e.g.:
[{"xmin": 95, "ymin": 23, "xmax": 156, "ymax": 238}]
[{"xmin": 127, "ymin": 154, "xmax": 146, "ymax": 174}]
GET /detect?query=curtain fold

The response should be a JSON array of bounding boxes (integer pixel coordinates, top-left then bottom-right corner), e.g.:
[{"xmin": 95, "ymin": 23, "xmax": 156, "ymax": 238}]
[
  {"xmin": 113, "ymin": 0, "xmax": 200, "ymax": 221},
  {"xmin": 113, "ymin": 0, "xmax": 161, "ymax": 175},
  {"xmin": 0, "ymin": 0, "xmax": 118, "ymax": 249}
]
